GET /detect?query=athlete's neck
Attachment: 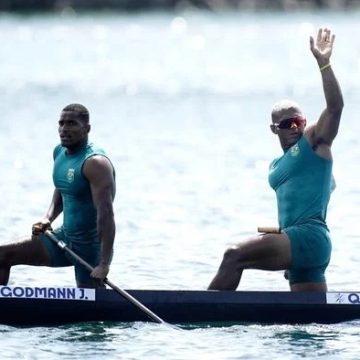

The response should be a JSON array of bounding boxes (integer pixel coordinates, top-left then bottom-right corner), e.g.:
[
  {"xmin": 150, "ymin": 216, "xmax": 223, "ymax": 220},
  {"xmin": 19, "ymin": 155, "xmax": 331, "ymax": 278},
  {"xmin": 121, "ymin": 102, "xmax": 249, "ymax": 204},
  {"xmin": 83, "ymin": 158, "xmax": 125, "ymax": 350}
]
[{"xmin": 65, "ymin": 138, "xmax": 88, "ymax": 155}]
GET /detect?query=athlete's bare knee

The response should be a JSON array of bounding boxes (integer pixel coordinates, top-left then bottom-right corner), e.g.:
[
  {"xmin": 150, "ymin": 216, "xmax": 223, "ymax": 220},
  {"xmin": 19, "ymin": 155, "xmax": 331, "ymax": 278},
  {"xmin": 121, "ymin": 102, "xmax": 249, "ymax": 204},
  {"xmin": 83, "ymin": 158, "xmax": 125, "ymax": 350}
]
[{"xmin": 220, "ymin": 247, "xmax": 241, "ymax": 269}]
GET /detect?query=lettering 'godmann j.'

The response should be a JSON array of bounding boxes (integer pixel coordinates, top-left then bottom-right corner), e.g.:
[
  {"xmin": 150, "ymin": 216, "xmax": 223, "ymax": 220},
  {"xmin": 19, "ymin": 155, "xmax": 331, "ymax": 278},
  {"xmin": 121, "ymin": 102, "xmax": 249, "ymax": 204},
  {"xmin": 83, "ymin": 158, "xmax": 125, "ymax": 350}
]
[{"xmin": 0, "ymin": 286, "xmax": 95, "ymax": 300}]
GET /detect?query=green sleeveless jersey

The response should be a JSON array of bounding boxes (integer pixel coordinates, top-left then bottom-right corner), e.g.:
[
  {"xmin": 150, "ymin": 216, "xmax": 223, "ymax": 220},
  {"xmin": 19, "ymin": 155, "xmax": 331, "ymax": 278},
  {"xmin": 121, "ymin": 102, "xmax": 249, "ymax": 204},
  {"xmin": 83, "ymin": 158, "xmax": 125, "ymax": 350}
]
[
  {"xmin": 52, "ymin": 141, "xmax": 110, "ymax": 241},
  {"xmin": 268, "ymin": 136, "xmax": 333, "ymax": 229}
]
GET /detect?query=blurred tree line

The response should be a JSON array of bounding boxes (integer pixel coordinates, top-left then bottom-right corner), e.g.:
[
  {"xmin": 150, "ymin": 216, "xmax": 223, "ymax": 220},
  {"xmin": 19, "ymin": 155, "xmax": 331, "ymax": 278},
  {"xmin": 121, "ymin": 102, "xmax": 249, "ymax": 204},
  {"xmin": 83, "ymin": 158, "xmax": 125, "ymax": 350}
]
[{"xmin": 0, "ymin": 0, "xmax": 359, "ymax": 11}]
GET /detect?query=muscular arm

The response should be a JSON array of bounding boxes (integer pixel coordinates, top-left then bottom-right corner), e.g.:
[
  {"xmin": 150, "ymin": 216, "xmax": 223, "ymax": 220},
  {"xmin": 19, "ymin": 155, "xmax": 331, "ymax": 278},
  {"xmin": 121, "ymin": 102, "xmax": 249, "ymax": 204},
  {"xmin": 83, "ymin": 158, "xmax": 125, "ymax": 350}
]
[
  {"xmin": 306, "ymin": 28, "xmax": 344, "ymax": 153},
  {"xmin": 32, "ymin": 189, "xmax": 63, "ymax": 234},
  {"xmin": 45, "ymin": 189, "xmax": 63, "ymax": 222},
  {"xmin": 83, "ymin": 155, "xmax": 116, "ymax": 278}
]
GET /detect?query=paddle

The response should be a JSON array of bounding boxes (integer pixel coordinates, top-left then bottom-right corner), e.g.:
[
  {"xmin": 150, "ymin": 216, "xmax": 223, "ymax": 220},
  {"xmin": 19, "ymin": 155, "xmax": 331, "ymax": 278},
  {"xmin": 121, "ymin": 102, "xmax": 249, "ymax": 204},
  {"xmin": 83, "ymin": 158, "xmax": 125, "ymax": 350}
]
[{"xmin": 45, "ymin": 230, "xmax": 166, "ymax": 324}]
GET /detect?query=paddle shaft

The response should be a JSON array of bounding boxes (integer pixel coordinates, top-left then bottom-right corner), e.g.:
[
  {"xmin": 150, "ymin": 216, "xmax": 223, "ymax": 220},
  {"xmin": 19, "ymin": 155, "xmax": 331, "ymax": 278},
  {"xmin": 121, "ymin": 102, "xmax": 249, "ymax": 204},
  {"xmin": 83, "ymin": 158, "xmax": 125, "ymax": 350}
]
[{"xmin": 45, "ymin": 231, "xmax": 165, "ymax": 324}]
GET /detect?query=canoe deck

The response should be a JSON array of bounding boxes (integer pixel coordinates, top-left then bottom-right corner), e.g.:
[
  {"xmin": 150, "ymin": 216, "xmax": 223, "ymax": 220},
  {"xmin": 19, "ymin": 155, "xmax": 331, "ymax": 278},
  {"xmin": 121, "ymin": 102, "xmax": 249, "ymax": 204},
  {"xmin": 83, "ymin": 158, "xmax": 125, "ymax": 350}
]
[{"xmin": 0, "ymin": 286, "xmax": 359, "ymax": 326}]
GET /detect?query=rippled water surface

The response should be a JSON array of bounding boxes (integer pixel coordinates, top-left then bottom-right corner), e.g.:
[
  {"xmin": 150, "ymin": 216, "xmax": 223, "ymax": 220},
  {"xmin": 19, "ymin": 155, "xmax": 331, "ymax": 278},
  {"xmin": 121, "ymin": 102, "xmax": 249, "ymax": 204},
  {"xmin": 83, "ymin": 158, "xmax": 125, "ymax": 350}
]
[{"xmin": 0, "ymin": 9, "xmax": 360, "ymax": 359}]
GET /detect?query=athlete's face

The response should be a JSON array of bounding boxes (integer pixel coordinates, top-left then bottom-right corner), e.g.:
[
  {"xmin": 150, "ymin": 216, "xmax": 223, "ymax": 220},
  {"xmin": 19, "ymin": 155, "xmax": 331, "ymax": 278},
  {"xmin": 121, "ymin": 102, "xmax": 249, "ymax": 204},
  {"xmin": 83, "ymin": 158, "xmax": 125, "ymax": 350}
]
[
  {"xmin": 58, "ymin": 111, "xmax": 90, "ymax": 152},
  {"xmin": 270, "ymin": 110, "xmax": 306, "ymax": 150}
]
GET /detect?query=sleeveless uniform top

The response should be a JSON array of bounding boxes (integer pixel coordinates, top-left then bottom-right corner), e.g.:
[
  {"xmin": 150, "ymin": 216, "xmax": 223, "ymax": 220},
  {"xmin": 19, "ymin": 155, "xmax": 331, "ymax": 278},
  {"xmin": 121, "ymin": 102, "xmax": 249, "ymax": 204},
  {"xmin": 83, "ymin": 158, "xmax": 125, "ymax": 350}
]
[
  {"xmin": 52, "ymin": 141, "xmax": 110, "ymax": 241},
  {"xmin": 268, "ymin": 136, "xmax": 333, "ymax": 230}
]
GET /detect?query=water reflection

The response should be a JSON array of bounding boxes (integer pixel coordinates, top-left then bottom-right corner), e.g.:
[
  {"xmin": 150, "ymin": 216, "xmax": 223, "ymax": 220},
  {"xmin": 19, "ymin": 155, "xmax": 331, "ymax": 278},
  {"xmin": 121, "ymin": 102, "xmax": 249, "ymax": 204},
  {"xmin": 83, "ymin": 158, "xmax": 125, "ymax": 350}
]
[
  {"xmin": 273, "ymin": 325, "xmax": 343, "ymax": 357},
  {"xmin": 57, "ymin": 322, "xmax": 120, "ymax": 342}
]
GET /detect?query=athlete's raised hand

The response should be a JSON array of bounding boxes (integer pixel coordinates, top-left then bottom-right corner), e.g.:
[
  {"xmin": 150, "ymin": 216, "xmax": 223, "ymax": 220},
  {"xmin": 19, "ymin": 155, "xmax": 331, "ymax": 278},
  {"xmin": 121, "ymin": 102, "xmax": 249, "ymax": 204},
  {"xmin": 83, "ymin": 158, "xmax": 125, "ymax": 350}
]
[{"xmin": 310, "ymin": 28, "xmax": 335, "ymax": 65}]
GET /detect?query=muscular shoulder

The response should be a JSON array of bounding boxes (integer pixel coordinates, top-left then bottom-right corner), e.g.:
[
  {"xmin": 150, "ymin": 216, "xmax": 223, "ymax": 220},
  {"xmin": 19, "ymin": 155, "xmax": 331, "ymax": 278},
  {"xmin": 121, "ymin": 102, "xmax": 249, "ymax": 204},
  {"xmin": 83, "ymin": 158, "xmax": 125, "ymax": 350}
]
[
  {"xmin": 304, "ymin": 125, "xmax": 332, "ymax": 159},
  {"xmin": 83, "ymin": 155, "xmax": 115, "ymax": 181}
]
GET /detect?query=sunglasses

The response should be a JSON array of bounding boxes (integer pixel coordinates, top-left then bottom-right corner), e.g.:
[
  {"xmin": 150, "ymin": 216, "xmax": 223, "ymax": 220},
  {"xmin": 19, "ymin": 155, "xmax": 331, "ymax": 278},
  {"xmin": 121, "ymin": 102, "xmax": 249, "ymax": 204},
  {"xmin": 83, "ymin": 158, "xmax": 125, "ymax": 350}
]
[{"xmin": 274, "ymin": 116, "xmax": 306, "ymax": 130}]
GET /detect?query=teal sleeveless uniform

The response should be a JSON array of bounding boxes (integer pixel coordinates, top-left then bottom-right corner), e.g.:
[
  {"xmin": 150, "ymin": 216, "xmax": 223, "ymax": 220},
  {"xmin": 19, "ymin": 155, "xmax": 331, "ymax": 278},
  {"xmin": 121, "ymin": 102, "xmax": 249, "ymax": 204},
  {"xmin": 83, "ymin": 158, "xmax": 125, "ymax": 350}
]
[
  {"xmin": 40, "ymin": 141, "xmax": 114, "ymax": 286},
  {"xmin": 268, "ymin": 136, "xmax": 333, "ymax": 284}
]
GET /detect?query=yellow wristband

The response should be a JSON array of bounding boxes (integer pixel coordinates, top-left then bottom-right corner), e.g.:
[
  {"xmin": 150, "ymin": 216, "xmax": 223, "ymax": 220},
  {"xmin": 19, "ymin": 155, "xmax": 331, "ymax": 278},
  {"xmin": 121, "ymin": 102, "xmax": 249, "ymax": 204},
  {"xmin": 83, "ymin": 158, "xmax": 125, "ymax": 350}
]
[{"xmin": 320, "ymin": 63, "xmax": 331, "ymax": 72}]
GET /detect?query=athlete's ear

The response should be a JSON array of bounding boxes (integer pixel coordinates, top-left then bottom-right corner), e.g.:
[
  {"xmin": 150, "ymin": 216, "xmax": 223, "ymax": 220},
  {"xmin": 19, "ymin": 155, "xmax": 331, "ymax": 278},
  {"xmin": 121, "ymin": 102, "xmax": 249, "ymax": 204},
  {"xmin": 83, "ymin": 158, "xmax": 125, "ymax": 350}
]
[
  {"xmin": 270, "ymin": 124, "xmax": 278, "ymax": 134},
  {"xmin": 86, "ymin": 124, "xmax": 91, "ymax": 133}
]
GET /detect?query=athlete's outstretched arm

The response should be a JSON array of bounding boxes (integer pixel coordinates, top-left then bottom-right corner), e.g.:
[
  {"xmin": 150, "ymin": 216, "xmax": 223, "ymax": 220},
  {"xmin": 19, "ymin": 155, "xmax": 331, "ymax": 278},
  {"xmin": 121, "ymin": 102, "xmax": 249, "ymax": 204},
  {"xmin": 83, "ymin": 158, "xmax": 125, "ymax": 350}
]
[{"xmin": 309, "ymin": 28, "xmax": 344, "ymax": 146}]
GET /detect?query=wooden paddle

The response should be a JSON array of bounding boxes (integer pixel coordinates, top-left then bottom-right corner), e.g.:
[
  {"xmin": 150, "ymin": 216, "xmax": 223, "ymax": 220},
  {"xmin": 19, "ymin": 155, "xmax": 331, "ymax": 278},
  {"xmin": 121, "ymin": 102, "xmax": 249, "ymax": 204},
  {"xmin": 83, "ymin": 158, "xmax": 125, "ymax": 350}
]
[{"xmin": 45, "ymin": 230, "xmax": 166, "ymax": 324}]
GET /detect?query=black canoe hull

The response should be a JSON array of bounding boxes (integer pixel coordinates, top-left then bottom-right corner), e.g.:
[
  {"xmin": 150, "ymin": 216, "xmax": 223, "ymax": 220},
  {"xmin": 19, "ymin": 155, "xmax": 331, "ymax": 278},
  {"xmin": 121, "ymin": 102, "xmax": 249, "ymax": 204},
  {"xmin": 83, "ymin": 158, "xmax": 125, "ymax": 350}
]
[{"xmin": 1, "ymin": 287, "xmax": 359, "ymax": 326}]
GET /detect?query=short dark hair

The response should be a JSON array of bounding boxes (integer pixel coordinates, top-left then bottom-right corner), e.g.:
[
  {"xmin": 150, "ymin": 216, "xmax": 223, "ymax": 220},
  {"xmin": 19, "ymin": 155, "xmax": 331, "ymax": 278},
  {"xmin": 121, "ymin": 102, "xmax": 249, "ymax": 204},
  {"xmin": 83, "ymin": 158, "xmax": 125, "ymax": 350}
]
[{"xmin": 62, "ymin": 103, "xmax": 90, "ymax": 123}]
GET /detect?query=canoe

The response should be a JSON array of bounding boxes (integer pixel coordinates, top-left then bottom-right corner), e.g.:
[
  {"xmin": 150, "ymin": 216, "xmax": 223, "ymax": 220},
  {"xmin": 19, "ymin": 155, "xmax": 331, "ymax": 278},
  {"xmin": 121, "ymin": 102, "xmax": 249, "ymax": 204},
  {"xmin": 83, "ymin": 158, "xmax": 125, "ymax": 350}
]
[{"xmin": 1, "ymin": 285, "xmax": 359, "ymax": 326}]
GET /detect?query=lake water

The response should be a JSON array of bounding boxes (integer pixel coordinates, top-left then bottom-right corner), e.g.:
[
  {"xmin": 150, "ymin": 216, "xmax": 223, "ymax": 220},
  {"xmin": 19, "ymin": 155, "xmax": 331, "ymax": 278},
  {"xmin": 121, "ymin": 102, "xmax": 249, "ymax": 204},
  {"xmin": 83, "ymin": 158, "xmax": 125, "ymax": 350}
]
[{"xmin": 0, "ymin": 9, "xmax": 360, "ymax": 359}]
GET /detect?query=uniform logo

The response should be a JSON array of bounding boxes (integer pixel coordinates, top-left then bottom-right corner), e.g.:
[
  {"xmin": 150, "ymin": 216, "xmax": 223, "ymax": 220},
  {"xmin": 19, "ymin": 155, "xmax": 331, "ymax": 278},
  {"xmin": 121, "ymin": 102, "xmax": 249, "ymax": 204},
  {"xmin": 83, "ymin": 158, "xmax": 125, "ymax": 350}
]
[
  {"xmin": 67, "ymin": 168, "xmax": 75, "ymax": 183},
  {"xmin": 290, "ymin": 144, "xmax": 300, "ymax": 157}
]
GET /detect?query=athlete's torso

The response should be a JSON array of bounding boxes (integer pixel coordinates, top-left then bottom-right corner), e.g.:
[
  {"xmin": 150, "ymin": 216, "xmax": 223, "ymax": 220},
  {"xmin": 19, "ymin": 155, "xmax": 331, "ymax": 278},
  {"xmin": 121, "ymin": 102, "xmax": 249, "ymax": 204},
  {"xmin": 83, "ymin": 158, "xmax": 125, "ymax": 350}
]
[
  {"xmin": 53, "ymin": 142, "xmax": 108, "ymax": 240},
  {"xmin": 268, "ymin": 136, "xmax": 333, "ymax": 229}
]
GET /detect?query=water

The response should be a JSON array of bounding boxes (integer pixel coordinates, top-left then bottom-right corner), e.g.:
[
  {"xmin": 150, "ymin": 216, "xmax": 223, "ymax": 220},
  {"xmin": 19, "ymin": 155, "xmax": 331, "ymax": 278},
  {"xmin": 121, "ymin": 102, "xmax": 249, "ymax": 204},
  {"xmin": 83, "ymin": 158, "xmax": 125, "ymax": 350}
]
[{"xmin": 0, "ymin": 9, "xmax": 360, "ymax": 359}]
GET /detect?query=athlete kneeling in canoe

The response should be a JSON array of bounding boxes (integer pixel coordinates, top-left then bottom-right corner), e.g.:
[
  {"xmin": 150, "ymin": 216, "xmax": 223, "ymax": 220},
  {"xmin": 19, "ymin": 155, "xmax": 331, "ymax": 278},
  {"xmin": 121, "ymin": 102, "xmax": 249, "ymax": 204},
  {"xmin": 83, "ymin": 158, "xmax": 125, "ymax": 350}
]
[
  {"xmin": 208, "ymin": 28, "xmax": 343, "ymax": 292},
  {"xmin": 0, "ymin": 104, "xmax": 116, "ymax": 288}
]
